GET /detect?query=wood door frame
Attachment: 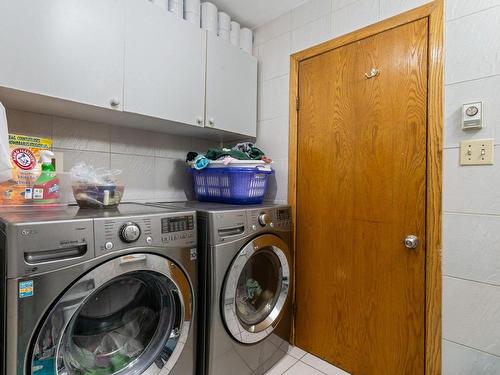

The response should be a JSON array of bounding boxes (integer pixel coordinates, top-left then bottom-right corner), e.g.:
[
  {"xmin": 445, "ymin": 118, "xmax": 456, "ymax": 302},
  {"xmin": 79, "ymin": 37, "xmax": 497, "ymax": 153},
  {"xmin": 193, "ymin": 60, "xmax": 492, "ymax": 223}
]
[{"xmin": 288, "ymin": 2, "xmax": 444, "ymax": 374}]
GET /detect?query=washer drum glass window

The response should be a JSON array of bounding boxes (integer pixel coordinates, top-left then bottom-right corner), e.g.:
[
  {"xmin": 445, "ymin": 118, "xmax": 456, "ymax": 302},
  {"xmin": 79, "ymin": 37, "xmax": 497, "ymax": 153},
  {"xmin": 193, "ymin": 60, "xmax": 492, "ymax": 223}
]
[
  {"xmin": 30, "ymin": 254, "xmax": 192, "ymax": 375},
  {"xmin": 222, "ymin": 234, "xmax": 291, "ymax": 344}
]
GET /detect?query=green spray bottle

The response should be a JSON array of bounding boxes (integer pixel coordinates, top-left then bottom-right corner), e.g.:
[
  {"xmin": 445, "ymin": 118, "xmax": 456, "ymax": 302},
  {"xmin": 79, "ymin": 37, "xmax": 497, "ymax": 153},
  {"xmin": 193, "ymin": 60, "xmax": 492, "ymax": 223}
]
[{"xmin": 33, "ymin": 150, "xmax": 60, "ymax": 204}]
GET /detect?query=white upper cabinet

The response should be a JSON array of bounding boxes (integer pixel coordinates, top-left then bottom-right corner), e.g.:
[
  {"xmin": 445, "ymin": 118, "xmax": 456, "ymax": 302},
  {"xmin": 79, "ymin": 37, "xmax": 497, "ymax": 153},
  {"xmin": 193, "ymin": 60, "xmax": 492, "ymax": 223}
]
[
  {"xmin": 124, "ymin": 0, "xmax": 206, "ymax": 127},
  {"xmin": 0, "ymin": 0, "xmax": 257, "ymax": 139},
  {"xmin": 206, "ymin": 33, "xmax": 258, "ymax": 137},
  {"xmin": 0, "ymin": 0, "xmax": 125, "ymax": 110}
]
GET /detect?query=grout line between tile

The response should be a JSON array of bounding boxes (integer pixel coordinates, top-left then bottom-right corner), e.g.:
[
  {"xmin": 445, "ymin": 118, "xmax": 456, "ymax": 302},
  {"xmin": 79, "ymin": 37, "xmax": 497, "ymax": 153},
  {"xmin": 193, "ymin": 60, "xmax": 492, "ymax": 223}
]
[
  {"xmin": 259, "ymin": 71, "xmax": 290, "ymax": 86},
  {"xmin": 443, "ymin": 338, "xmax": 500, "ymax": 359},
  {"xmin": 445, "ymin": 72, "xmax": 500, "ymax": 87},
  {"xmin": 445, "ymin": 4, "xmax": 500, "ymax": 23},
  {"xmin": 444, "ymin": 274, "xmax": 500, "ymax": 289},
  {"xmin": 297, "ymin": 359, "xmax": 329, "ymax": 375},
  {"xmin": 443, "ymin": 210, "xmax": 500, "ymax": 218},
  {"xmin": 278, "ymin": 357, "xmax": 300, "ymax": 374}
]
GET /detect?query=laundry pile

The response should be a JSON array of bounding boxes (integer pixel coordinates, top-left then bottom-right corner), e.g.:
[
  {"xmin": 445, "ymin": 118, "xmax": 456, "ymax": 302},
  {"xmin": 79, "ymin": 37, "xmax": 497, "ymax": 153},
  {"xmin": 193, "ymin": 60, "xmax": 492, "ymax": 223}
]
[{"xmin": 186, "ymin": 142, "xmax": 272, "ymax": 170}]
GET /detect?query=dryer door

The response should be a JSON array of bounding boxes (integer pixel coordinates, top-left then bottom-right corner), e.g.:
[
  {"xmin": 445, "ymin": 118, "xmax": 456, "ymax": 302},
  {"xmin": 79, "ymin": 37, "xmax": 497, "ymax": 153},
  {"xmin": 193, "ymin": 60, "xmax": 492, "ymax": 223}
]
[
  {"xmin": 30, "ymin": 253, "xmax": 192, "ymax": 375},
  {"xmin": 222, "ymin": 234, "xmax": 291, "ymax": 344}
]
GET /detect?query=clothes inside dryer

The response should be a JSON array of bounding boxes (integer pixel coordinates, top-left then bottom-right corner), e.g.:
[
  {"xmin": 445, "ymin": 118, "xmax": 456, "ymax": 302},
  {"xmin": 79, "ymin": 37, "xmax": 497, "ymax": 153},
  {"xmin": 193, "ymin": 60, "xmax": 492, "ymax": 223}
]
[{"xmin": 235, "ymin": 248, "xmax": 282, "ymax": 326}]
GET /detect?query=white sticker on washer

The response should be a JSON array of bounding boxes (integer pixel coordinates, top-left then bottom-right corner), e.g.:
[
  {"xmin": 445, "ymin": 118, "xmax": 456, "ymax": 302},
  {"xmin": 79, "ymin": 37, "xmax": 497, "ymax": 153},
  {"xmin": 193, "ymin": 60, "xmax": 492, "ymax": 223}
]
[{"xmin": 190, "ymin": 248, "xmax": 197, "ymax": 261}]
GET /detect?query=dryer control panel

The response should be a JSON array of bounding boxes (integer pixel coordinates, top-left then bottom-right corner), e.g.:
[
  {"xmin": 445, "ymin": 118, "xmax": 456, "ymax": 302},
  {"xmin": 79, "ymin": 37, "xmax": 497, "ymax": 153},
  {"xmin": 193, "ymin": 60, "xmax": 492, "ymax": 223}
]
[
  {"xmin": 94, "ymin": 212, "xmax": 196, "ymax": 255},
  {"xmin": 248, "ymin": 206, "xmax": 292, "ymax": 232}
]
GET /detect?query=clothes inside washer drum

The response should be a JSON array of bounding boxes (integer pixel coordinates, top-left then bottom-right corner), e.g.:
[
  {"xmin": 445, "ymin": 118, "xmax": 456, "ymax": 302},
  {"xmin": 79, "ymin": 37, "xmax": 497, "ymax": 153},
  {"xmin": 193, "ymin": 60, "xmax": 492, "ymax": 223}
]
[{"xmin": 235, "ymin": 249, "xmax": 282, "ymax": 326}]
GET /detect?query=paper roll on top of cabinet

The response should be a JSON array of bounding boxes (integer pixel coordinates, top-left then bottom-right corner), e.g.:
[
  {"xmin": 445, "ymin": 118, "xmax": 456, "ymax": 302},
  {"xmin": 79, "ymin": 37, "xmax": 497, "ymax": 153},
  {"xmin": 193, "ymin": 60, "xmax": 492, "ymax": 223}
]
[
  {"xmin": 201, "ymin": 2, "xmax": 217, "ymax": 33},
  {"xmin": 151, "ymin": 0, "xmax": 168, "ymax": 10},
  {"xmin": 218, "ymin": 12, "xmax": 230, "ymax": 40},
  {"xmin": 239, "ymin": 28, "xmax": 253, "ymax": 54},
  {"xmin": 230, "ymin": 21, "xmax": 240, "ymax": 47},
  {"xmin": 168, "ymin": 0, "xmax": 184, "ymax": 18},
  {"xmin": 218, "ymin": 12, "xmax": 230, "ymax": 30},
  {"xmin": 185, "ymin": 0, "xmax": 200, "ymax": 12},
  {"xmin": 184, "ymin": 0, "xmax": 200, "ymax": 25}
]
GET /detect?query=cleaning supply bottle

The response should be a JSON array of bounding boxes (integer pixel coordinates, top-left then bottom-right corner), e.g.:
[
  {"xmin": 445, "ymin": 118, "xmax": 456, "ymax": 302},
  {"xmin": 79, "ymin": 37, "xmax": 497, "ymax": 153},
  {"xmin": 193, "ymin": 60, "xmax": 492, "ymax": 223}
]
[{"xmin": 33, "ymin": 150, "xmax": 60, "ymax": 204}]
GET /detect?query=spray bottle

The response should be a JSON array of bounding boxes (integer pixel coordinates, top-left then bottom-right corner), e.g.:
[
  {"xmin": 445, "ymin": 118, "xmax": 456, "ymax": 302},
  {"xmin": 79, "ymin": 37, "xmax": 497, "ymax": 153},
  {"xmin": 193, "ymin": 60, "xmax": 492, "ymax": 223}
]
[{"xmin": 33, "ymin": 150, "xmax": 60, "ymax": 204}]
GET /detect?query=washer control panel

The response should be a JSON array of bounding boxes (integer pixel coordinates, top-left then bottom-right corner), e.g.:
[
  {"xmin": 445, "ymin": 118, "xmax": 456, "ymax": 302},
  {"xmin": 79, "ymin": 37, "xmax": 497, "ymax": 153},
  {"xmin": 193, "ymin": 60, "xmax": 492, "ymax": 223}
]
[{"xmin": 94, "ymin": 212, "xmax": 196, "ymax": 255}]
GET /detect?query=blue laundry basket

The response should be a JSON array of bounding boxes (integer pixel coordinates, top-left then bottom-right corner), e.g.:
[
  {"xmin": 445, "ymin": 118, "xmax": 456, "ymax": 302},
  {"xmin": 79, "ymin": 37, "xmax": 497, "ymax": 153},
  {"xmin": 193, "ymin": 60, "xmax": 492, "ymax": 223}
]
[{"xmin": 189, "ymin": 166, "xmax": 274, "ymax": 204}]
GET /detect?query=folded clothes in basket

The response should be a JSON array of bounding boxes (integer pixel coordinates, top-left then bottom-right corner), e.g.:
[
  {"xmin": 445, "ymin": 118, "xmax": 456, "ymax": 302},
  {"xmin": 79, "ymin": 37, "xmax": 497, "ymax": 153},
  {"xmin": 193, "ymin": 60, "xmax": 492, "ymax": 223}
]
[{"xmin": 186, "ymin": 143, "xmax": 272, "ymax": 171}]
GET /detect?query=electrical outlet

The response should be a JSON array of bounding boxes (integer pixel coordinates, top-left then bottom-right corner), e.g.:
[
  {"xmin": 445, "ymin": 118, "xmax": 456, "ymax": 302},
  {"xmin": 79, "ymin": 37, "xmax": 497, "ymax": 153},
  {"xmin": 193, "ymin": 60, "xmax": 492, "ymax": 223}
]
[
  {"xmin": 53, "ymin": 151, "xmax": 64, "ymax": 172},
  {"xmin": 460, "ymin": 139, "xmax": 494, "ymax": 165}
]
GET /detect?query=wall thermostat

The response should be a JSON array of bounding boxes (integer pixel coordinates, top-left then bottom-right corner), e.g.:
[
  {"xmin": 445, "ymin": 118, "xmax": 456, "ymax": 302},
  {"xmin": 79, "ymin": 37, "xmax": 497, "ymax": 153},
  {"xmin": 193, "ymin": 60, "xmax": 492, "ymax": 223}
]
[{"xmin": 462, "ymin": 101, "xmax": 483, "ymax": 130}]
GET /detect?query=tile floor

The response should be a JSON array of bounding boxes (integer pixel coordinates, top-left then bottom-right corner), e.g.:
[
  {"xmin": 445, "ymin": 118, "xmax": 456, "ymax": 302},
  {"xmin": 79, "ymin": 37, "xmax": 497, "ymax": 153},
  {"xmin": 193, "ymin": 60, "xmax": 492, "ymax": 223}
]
[{"xmin": 266, "ymin": 346, "xmax": 351, "ymax": 375}]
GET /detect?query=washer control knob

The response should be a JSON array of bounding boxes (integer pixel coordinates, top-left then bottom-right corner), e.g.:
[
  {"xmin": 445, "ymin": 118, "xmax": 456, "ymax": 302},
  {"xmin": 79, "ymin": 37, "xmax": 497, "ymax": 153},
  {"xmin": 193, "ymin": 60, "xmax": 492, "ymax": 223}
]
[
  {"xmin": 105, "ymin": 241, "xmax": 114, "ymax": 250},
  {"xmin": 120, "ymin": 223, "xmax": 141, "ymax": 243},
  {"xmin": 258, "ymin": 213, "xmax": 271, "ymax": 227}
]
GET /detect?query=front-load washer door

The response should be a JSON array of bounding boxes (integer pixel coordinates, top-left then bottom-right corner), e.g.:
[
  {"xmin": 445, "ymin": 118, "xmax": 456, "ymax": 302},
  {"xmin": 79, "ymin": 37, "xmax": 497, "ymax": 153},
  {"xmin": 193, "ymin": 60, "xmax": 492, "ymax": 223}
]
[
  {"xmin": 222, "ymin": 234, "xmax": 291, "ymax": 344},
  {"xmin": 29, "ymin": 253, "xmax": 192, "ymax": 375}
]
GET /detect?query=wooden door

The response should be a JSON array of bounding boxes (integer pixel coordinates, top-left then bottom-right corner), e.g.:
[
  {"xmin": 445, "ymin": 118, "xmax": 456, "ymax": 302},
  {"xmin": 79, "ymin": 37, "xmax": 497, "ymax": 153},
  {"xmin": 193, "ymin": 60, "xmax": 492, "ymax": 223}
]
[{"xmin": 295, "ymin": 19, "xmax": 428, "ymax": 375}]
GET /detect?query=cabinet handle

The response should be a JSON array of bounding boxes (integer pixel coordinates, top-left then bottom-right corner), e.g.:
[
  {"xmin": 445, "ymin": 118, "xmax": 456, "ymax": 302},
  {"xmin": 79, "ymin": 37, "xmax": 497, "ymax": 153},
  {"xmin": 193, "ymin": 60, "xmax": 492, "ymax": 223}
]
[
  {"xmin": 208, "ymin": 118, "xmax": 215, "ymax": 127},
  {"xmin": 196, "ymin": 117, "xmax": 204, "ymax": 126},
  {"xmin": 110, "ymin": 98, "xmax": 120, "ymax": 107}
]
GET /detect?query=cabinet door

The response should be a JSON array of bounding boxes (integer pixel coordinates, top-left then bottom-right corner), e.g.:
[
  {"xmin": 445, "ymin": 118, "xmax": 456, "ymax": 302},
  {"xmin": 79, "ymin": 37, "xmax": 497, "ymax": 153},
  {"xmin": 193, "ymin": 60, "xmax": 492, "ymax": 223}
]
[
  {"xmin": 124, "ymin": 0, "xmax": 206, "ymax": 127},
  {"xmin": 206, "ymin": 33, "xmax": 258, "ymax": 137},
  {"xmin": 0, "ymin": 0, "xmax": 125, "ymax": 110}
]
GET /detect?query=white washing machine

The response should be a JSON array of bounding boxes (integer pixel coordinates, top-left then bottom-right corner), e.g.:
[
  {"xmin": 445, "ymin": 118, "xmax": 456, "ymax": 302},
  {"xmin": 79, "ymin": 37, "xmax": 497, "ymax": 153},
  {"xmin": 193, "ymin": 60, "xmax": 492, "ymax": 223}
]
[
  {"xmin": 149, "ymin": 202, "xmax": 293, "ymax": 375},
  {"xmin": 0, "ymin": 203, "xmax": 198, "ymax": 375}
]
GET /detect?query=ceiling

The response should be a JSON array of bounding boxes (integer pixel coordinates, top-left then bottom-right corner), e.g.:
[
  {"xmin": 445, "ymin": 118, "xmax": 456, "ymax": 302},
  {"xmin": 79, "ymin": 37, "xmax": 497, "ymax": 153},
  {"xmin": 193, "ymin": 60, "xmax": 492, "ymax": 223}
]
[{"xmin": 209, "ymin": 0, "xmax": 307, "ymax": 28}]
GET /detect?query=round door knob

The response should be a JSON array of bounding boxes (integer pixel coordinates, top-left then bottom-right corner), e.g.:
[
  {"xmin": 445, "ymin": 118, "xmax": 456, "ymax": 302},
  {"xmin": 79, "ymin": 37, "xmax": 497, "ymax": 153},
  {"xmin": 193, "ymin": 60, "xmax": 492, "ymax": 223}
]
[
  {"xmin": 258, "ymin": 213, "xmax": 271, "ymax": 227},
  {"xmin": 120, "ymin": 223, "xmax": 141, "ymax": 243},
  {"xmin": 404, "ymin": 235, "xmax": 419, "ymax": 249},
  {"xmin": 110, "ymin": 98, "xmax": 120, "ymax": 107}
]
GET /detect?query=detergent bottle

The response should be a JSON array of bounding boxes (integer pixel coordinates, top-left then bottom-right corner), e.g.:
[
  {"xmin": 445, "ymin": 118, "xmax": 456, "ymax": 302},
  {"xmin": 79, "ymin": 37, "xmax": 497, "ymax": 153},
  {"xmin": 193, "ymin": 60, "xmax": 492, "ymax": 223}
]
[{"xmin": 33, "ymin": 150, "xmax": 60, "ymax": 204}]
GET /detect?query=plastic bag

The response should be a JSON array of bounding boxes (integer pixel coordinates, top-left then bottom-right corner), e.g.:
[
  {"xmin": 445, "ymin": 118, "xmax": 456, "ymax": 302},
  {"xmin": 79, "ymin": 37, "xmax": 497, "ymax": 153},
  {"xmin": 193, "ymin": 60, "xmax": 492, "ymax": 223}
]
[
  {"xmin": 70, "ymin": 163, "xmax": 124, "ymax": 208},
  {"xmin": 0, "ymin": 103, "xmax": 12, "ymax": 183},
  {"xmin": 70, "ymin": 163, "xmax": 121, "ymax": 186}
]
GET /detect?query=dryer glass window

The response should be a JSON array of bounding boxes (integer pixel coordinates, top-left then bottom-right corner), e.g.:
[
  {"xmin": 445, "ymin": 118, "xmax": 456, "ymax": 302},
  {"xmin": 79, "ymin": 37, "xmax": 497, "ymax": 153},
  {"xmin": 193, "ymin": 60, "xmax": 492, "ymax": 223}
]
[
  {"xmin": 57, "ymin": 272, "xmax": 176, "ymax": 375},
  {"xmin": 235, "ymin": 249, "xmax": 282, "ymax": 326}
]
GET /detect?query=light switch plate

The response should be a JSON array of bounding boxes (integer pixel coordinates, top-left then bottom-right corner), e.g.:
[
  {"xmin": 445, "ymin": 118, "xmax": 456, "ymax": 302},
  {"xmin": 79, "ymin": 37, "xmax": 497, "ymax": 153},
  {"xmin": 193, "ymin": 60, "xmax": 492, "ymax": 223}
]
[{"xmin": 460, "ymin": 139, "xmax": 494, "ymax": 165}]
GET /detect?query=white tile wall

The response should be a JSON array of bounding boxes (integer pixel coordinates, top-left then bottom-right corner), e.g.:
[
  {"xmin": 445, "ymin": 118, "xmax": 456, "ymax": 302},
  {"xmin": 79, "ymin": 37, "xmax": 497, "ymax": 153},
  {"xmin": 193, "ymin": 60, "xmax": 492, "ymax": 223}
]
[
  {"xmin": 443, "ymin": 213, "xmax": 500, "ymax": 286},
  {"xmin": 6, "ymin": 108, "xmax": 218, "ymax": 202},
  {"xmin": 331, "ymin": 0, "xmax": 379, "ymax": 37},
  {"xmin": 258, "ymin": 75, "xmax": 290, "ymax": 121},
  {"xmin": 291, "ymin": 0, "xmax": 331, "ymax": 29},
  {"xmin": 380, "ymin": 0, "xmax": 432, "ymax": 19},
  {"xmin": 254, "ymin": 0, "xmax": 500, "ymax": 371},
  {"xmin": 258, "ymin": 33, "xmax": 292, "ymax": 81},
  {"xmin": 445, "ymin": 6, "xmax": 500, "ymax": 85},
  {"xmin": 292, "ymin": 15, "xmax": 332, "ymax": 53},
  {"xmin": 443, "ymin": 340, "xmax": 500, "ymax": 375},
  {"xmin": 443, "ymin": 276, "xmax": 500, "ymax": 357},
  {"xmin": 446, "ymin": 0, "xmax": 500, "ymax": 21}
]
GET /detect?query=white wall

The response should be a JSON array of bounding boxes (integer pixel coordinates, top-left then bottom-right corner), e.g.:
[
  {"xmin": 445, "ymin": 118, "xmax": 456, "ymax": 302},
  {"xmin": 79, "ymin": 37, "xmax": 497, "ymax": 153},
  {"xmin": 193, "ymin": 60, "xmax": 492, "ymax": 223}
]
[
  {"xmin": 254, "ymin": 0, "xmax": 500, "ymax": 372},
  {"xmin": 5, "ymin": 109, "xmax": 218, "ymax": 203}
]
